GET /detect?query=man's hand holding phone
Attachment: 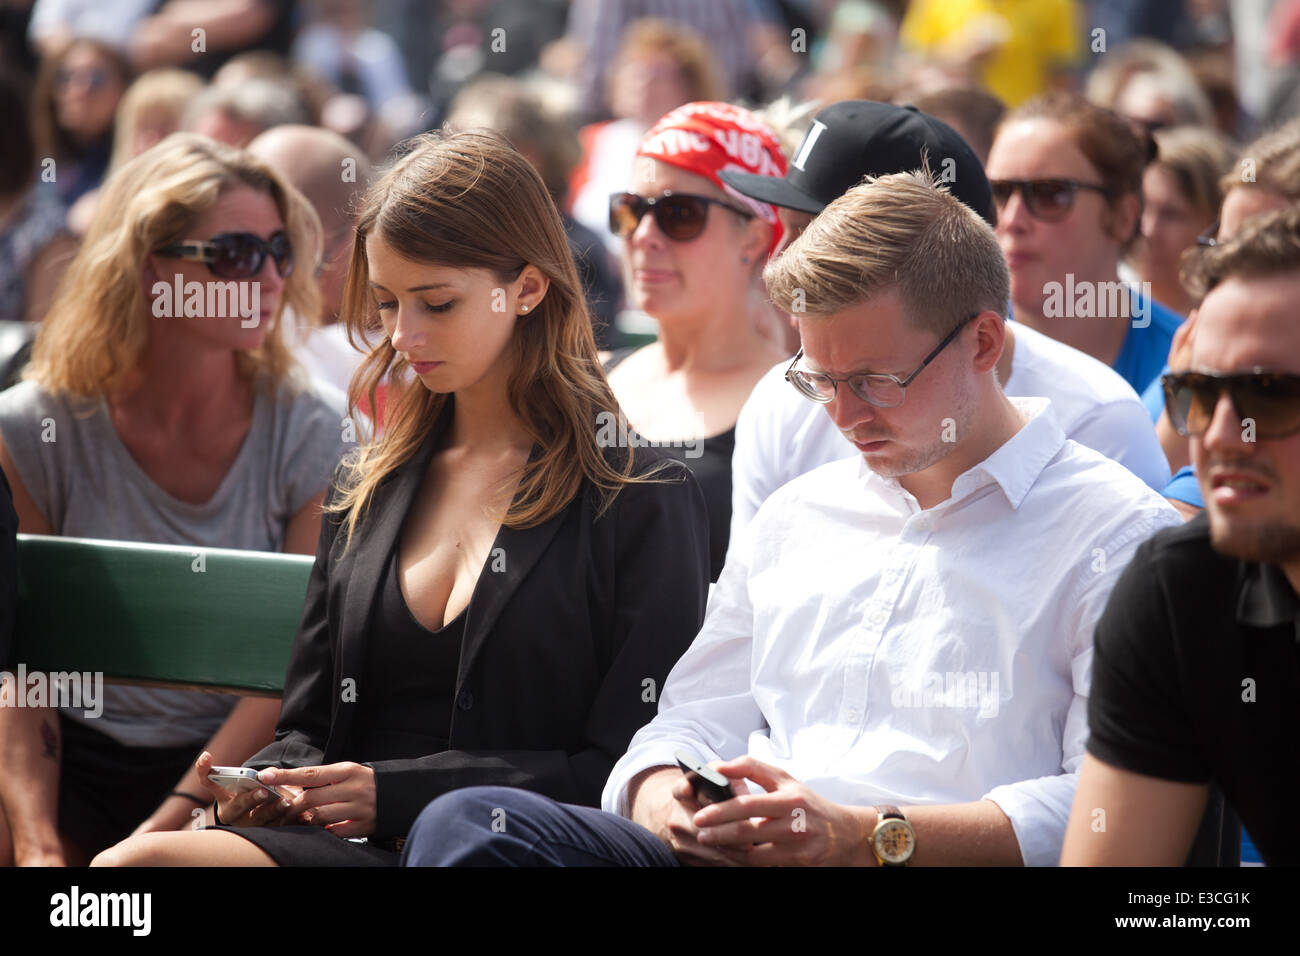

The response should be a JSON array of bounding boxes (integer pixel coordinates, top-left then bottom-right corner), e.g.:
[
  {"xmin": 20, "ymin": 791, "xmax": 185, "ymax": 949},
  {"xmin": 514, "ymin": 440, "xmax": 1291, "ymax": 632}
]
[
  {"xmin": 195, "ymin": 751, "xmax": 312, "ymax": 828},
  {"xmin": 692, "ymin": 755, "xmax": 874, "ymax": 866},
  {"xmin": 627, "ymin": 752, "xmax": 750, "ymax": 867}
]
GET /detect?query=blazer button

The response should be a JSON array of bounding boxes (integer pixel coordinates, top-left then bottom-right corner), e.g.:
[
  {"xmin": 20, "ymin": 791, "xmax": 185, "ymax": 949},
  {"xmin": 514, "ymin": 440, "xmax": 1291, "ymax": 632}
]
[{"xmin": 457, "ymin": 690, "xmax": 474, "ymax": 711}]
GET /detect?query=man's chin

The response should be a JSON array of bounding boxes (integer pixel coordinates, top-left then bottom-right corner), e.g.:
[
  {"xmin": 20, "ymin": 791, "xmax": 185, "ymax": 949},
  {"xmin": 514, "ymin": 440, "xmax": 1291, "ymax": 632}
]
[
  {"xmin": 1207, "ymin": 510, "xmax": 1300, "ymax": 564},
  {"xmin": 860, "ymin": 444, "xmax": 943, "ymax": 481}
]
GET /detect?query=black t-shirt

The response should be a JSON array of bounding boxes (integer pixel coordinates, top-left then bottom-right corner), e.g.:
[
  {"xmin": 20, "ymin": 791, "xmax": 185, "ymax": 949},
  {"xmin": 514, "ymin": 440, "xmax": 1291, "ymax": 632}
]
[
  {"xmin": 351, "ymin": 541, "xmax": 465, "ymax": 763},
  {"xmin": 603, "ymin": 347, "xmax": 734, "ymax": 582},
  {"xmin": 1087, "ymin": 511, "xmax": 1299, "ymax": 865}
]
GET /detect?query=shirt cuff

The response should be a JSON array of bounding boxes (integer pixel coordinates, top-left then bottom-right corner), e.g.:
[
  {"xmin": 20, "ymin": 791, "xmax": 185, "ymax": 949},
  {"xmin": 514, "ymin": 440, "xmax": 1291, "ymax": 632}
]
[
  {"xmin": 602, "ymin": 740, "xmax": 721, "ymax": 817},
  {"xmin": 982, "ymin": 771, "xmax": 1080, "ymax": 867}
]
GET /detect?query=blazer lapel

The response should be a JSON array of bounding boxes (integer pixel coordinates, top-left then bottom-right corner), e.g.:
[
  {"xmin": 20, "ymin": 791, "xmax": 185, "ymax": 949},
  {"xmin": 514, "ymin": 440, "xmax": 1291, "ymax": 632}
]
[
  {"xmin": 324, "ymin": 403, "xmax": 451, "ymax": 759},
  {"xmin": 452, "ymin": 445, "xmax": 568, "ymax": 708}
]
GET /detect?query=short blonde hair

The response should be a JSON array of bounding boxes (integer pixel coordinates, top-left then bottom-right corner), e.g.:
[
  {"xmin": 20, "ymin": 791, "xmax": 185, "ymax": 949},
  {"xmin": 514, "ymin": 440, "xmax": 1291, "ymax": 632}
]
[{"xmin": 763, "ymin": 165, "xmax": 1009, "ymax": 337}]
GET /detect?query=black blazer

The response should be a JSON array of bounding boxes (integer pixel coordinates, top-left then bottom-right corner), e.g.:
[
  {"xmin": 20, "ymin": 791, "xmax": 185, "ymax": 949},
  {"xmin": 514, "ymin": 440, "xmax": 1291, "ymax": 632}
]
[{"xmin": 245, "ymin": 405, "xmax": 711, "ymax": 839}]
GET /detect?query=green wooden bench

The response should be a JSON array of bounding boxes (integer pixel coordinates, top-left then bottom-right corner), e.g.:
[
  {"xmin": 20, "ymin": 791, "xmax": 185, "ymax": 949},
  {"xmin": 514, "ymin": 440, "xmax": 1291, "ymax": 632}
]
[
  {"xmin": 7, "ymin": 533, "xmax": 1246, "ymax": 865},
  {"xmin": 11, "ymin": 534, "xmax": 313, "ymax": 696}
]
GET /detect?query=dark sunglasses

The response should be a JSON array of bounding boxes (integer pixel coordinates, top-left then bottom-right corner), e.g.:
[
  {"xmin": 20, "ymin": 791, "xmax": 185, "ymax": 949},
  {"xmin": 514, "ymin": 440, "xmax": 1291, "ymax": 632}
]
[
  {"xmin": 1162, "ymin": 369, "xmax": 1300, "ymax": 439},
  {"xmin": 609, "ymin": 190, "xmax": 753, "ymax": 242},
  {"xmin": 155, "ymin": 231, "xmax": 294, "ymax": 279},
  {"xmin": 56, "ymin": 66, "xmax": 113, "ymax": 91},
  {"xmin": 989, "ymin": 179, "xmax": 1112, "ymax": 222}
]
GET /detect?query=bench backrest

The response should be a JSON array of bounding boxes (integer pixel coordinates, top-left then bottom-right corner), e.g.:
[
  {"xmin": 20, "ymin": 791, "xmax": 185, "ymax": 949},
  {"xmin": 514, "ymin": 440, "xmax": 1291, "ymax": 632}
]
[{"xmin": 11, "ymin": 534, "xmax": 312, "ymax": 695}]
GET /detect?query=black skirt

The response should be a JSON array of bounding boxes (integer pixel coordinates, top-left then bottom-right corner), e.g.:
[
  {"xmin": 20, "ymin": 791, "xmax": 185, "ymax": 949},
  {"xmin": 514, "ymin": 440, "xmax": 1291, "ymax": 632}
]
[{"xmin": 207, "ymin": 824, "xmax": 400, "ymax": 866}]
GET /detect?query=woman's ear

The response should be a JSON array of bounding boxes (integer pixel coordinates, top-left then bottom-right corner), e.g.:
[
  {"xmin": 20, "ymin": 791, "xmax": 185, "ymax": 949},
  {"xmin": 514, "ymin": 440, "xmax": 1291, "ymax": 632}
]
[
  {"xmin": 141, "ymin": 254, "xmax": 161, "ymax": 288},
  {"xmin": 1103, "ymin": 192, "xmax": 1142, "ymax": 246},
  {"xmin": 739, "ymin": 216, "xmax": 773, "ymax": 269},
  {"xmin": 515, "ymin": 264, "xmax": 550, "ymax": 315}
]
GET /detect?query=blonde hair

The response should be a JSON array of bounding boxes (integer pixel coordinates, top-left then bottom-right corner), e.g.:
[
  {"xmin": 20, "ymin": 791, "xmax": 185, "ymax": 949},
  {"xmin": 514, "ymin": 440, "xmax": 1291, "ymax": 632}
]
[
  {"xmin": 763, "ymin": 164, "xmax": 1009, "ymax": 337},
  {"xmin": 328, "ymin": 129, "xmax": 664, "ymax": 555},
  {"xmin": 107, "ymin": 69, "xmax": 205, "ymax": 174},
  {"xmin": 25, "ymin": 133, "xmax": 322, "ymax": 399},
  {"xmin": 749, "ymin": 95, "xmax": 818, "ymax": 161}
]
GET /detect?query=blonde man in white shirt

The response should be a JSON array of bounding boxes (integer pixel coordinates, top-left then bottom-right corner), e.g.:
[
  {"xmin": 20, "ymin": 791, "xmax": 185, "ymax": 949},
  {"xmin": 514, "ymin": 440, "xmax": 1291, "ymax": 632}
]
[{"xmin": 399, "ymin": 167, "xmax": 1183, "ymax": 868}]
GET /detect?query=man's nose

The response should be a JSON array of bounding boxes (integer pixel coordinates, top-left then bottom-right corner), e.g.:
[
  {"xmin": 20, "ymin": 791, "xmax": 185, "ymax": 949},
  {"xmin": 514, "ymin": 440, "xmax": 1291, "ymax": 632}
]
[
  {"xmin": 825, "ymin": 385, "xmax": 875, "ymax": 432},
  {"xmin": 1198, "ymin": 390, "xmax": 1255, "ymax": 453}
]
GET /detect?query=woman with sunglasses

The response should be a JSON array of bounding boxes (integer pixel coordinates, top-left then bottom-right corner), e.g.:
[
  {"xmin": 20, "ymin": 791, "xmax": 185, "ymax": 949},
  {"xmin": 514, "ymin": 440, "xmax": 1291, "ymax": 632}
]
[
  {"xmin": 985, "ymin": 92, "xmax": 1184, "ymax": 397},
  {"xmin": 91, "ymin": 129, "xmax": 710, "ymax": 867},
  {"xmin": 32, "ymin": 37, "xmax": 132, "ymax": 207},
  {"xmin": 605, "ymin": 101, "xmax": 789, "ymax": 582},
  {"xmin": 0, "ymin": 133, "xmax": 349, "ymax": 866}
]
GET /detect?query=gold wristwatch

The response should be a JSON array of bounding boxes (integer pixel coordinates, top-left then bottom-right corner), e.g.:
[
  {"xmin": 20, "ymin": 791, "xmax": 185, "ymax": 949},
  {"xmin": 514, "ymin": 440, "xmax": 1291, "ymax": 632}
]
[{"xmin": 869, "ymin": 805, "xmax": 915, "ymax": 866}]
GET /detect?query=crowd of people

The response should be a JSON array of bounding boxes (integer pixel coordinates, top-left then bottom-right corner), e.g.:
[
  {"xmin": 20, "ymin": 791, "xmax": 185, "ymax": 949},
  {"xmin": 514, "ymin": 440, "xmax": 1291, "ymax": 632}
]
[{"xmin": 0, "ymin": 0, "xmax": 1295, "ymax": 869}]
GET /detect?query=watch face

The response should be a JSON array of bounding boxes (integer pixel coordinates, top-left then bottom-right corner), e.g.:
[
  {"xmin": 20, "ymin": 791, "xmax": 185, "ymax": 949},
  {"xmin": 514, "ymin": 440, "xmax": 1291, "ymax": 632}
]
[{"xmin": 874, "ymin": 819, "xmax": 914, "ymax": 864}]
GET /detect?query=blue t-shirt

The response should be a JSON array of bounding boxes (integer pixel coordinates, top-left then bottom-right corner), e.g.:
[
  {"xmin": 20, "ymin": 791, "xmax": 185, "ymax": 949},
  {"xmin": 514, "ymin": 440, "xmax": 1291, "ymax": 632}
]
[
  {"xmin": 1007, "ymin": 289, "xmax": 1183, "ymax": 397},
  {"xmin": 1141, "ymin": 367, "xmax": 1168, "ymax": 422},
  {"xmin": 1112, "ymin": 289, "xmax": 1183, "ymax": 397},
  {"xmin": 1162, "ymin": 465, "xmax": 1203, "ymax": 508}
]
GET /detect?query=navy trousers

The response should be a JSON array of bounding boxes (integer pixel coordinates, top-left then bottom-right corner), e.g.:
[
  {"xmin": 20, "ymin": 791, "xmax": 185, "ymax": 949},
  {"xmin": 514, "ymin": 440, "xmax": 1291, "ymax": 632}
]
[{"xmin": 399, "ymin": 786, "xmax": 680, "ymax": 867}]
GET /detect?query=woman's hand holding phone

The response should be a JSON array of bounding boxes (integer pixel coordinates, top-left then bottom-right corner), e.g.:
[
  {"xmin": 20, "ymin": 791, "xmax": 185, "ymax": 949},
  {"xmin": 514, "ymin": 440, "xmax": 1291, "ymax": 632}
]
[
  {"xmin": 255, "ymin": 762, "xmax": 378, "ymax": 839},
  {"xmin": 195, "ymin": 751, "xmax": 312, "ymax": 828}
]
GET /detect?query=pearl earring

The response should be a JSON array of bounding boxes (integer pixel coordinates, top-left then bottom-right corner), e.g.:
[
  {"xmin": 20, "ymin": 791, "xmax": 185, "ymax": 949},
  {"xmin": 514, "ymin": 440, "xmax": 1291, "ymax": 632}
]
[{"xmin": 520, "ymin": 305, "xmax": 529, "ymax": 313}]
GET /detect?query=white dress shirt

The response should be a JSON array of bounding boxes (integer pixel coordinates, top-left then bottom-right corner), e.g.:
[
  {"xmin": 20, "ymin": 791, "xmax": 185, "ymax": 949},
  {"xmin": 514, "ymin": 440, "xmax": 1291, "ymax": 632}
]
[
  {"xmin": 604, "ymin": 397, "xmax": 1183, "ymax": 866},
  {"xmin": 729, "ymin": 323, "xmax": 1172, "ymax": 560}
]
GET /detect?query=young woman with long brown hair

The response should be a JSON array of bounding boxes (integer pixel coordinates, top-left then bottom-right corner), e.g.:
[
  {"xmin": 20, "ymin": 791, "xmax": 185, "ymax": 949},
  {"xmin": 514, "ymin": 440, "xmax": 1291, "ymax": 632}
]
[{"xmin": 94, "ymin": 128, "xmax": 711, "ymax": 867}]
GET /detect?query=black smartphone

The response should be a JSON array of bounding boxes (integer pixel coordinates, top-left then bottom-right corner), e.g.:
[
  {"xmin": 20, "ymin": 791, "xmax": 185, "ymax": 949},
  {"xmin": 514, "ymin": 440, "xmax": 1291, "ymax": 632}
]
[{"xmin": 674, "ymin": 750, "xmax": 734, "ymax": 806}]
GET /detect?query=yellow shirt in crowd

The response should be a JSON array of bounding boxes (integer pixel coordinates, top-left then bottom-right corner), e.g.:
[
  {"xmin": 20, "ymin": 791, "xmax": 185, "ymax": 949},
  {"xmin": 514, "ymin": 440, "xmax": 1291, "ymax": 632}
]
[{"xmin": 900, "ymin": 0, "xmax": 1083, "ymax": 107}]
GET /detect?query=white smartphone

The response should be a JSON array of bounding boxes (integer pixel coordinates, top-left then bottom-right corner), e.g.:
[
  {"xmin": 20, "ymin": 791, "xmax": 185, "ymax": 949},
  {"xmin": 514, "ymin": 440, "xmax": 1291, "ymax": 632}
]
[{"xmin": 207, "ymin": 766, "xmax": 291, "ymax": 802}]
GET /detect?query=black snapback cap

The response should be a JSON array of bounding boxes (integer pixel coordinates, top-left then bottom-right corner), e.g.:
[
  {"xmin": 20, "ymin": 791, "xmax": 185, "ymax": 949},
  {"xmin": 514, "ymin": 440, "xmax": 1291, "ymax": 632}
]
[{"xmin": 720, "ymin": 100, "xmax": 995, "ymax": 226}]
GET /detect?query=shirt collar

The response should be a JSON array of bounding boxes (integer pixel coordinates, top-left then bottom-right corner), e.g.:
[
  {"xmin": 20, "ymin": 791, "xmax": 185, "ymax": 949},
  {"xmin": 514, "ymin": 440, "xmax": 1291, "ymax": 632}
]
[
  {"xmin": 954, "ymin": 397, "xmax": 1063, "ymax": 509},
  {"xmin": 857, "ymin": 397, "xmax": 1064, "ymax": 510},
  {"xmin": 1236, "ymin": 560, "xmax": 1300, "ymax": 642}
]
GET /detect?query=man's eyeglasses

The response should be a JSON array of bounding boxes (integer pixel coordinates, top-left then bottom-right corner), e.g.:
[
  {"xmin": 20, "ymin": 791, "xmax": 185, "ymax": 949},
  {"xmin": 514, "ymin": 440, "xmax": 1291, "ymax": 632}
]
[
  {"xmin": 155, "ymin": 231, "xmax": 294, "ymax": 279},
  {"xmin": 609, "ymin": 190, "xmax": 753, "ymax": 242},
  {"xmin": 1162, "ymin": 369, "xmax": 1300, "ymax": 439},
  {"xmin": 989, "ymin": 179, "xmax": 1112, "ymax": 223},
  {"xmin": 785, "ymin": 313, "xmax": 978, "ymax": 408}
]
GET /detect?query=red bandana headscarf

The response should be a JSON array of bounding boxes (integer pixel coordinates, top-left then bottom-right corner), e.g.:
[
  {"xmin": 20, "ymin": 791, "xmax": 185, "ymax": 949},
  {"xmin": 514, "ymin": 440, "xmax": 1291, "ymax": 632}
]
[{"xmin": 635, "ymin": 101, "xmax": 788, "ymax": 259}]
